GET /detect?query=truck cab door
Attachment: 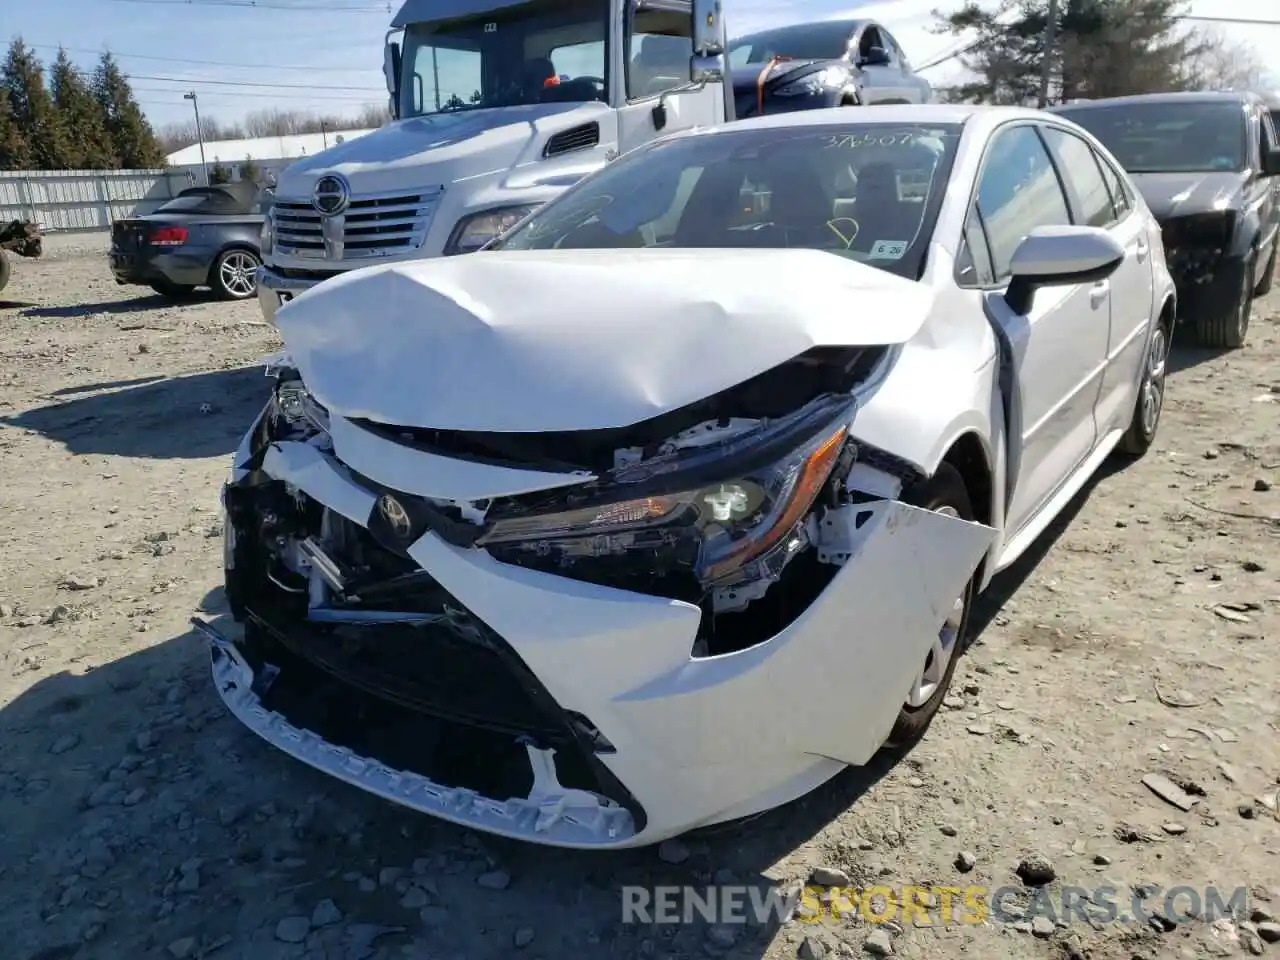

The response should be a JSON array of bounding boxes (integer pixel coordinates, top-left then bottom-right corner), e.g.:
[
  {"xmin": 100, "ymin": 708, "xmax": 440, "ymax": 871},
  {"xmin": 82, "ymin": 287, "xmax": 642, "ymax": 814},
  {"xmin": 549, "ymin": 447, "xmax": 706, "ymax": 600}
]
[{"xmin": 616, "ymin": 5, "xmax": 721, "ymax": 158}]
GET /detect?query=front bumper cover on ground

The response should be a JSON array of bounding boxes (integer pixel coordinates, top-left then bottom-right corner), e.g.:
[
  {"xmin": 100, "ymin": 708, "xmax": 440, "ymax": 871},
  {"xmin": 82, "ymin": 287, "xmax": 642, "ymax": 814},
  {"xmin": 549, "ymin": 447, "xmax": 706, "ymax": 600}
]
[{"xmin": 208, "ymin": 432, "xmax": 994, "ymax": 848}]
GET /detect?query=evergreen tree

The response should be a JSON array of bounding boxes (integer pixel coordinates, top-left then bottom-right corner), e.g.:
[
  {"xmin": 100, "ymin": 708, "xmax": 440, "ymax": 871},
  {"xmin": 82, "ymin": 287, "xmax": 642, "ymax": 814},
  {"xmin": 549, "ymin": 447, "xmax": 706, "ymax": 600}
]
[
  {"xmin": 1, "ymin": 38, "xmax": 71, "ymax": 169},
  {"xmin": 49, "ymin": 49, "xmax": 114, "ymax": 168},
  {"xmin": 933, "ymin": 0, "xmax": 1212, "ymax": 105},
  {"xmin": 208, "ymin": 160, "xmax": 231, "ymax": 184},
  {"xmin": 0, "ymin": 89, "xmax": 32, "ymax": 170},
  {"xmin": 91, "ymin": 52, "xmax": 164, "ymax": 168},
  {"xmin": 241, "ymin": 154, "xmax": 260, "ymax": 184}
]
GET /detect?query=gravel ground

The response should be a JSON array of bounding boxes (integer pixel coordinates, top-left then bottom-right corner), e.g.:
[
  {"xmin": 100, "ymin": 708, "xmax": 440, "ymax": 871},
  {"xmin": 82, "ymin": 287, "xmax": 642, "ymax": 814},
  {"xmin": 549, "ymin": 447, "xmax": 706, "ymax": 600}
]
[{"xmin": 0, "ymin": 233, "xmax": 1278, "ymax": 960}]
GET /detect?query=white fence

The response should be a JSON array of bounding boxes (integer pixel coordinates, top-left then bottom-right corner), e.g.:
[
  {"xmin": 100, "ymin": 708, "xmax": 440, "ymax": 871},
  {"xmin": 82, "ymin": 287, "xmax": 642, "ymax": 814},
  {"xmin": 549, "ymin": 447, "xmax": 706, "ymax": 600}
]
[{"xmin": 0, "ymin": 168, "xmax": 200, "ymax": 232}]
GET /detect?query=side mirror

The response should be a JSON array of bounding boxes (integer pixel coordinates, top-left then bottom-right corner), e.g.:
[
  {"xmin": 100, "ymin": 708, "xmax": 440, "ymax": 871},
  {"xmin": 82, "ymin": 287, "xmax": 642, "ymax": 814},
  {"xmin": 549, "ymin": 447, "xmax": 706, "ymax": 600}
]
[
  {"xmin": 1262, "ymin": 147, "xmax": 1280, "ymax": 177},
  {"xmin": 690, "ymin": 0, "xmax": 726, "ymax": 57},
  {"xmin": 1004, "ymin": 225, "xmax": 1125, "ymax": 315},
  {"xmin": 383, "ymin": 40, "xmax": 402, "ymax": 116},
  {"xmin": 861, "ymin": 46, "xmax": 891, "ymax": 67}
]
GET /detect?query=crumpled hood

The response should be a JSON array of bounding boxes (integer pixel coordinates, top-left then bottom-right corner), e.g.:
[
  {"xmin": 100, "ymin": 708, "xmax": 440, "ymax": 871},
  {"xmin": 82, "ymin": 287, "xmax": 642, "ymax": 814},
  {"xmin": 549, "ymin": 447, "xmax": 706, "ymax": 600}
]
[
  {"xmin": 275, "ymin": 248, "xmax": 933, "ymax": 433},
  {"xmin": 275, "ymin": 101, "xmax": 609, "ymax": 198},
  {"xmin": 1129, "ymin": 171, "xmax": 1248, "ymax": 221}
]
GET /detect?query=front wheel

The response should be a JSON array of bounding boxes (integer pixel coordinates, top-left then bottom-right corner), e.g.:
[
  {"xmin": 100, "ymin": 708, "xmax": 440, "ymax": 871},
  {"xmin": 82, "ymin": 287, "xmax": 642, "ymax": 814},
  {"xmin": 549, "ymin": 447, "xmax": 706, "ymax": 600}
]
[
  {"xmin": 882, "ymin": 463, "xmax": 978, "ymax": 749},
  {"xmin": 212, "ymin": 248, "xmax": 261, "ymax": 301},
  {"xmin": 1190, "ymin": 252, "xmax": 1253, "ymax": 348},
  {"xmin": 1116, "ymin": 318, "xmax": 1170, "ymax": 457}
]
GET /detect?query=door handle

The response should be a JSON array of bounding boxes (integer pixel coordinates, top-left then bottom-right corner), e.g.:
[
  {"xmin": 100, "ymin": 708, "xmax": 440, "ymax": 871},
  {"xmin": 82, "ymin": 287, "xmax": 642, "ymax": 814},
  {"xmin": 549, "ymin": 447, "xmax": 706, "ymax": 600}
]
[
  {"xmin": 1135, "ymin": 238, "xmax": 1149, "ymax": 262},
  {"xmin": 1089, "ymin": 281, "xmax": 1110, "ymax": 306}
]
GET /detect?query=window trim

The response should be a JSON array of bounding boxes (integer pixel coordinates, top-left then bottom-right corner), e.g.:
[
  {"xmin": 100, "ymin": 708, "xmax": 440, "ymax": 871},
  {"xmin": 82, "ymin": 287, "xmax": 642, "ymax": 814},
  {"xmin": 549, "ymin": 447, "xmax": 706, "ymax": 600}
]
[
  {"xmin": 1038, "ymin": 123, "xmax": 1122, "ymax": 230},
  {"xmin": 952, "ymin": 120, "xmax": 1074, "ymax": 291}
]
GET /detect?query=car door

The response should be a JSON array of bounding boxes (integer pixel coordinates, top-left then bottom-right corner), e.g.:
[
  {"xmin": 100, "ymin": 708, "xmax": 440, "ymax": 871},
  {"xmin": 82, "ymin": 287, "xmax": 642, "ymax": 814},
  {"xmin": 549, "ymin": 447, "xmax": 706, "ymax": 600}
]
[
  {"xmin": 1040, "ymin": 124, "xmax": 1154, "ymax": 438},
  {"xmin": 852, "ymin": 25, "xmax": 910, "ymax": 104},
  {"xmin": 1256, "ymin": 107, "xmax": 1280, "ymax": 280},
  {"xmin": 959, "ymin": 123, "xmax": 1112, "ymax": 538},
  {"xmin": 879, "ymin": 28, "xmax": 929, "ymax": 103}
]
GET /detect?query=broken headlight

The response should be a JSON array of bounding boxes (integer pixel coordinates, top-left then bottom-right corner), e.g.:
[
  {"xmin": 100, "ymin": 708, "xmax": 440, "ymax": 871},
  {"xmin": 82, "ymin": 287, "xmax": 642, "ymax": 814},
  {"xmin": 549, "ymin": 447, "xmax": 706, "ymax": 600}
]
[
  {"xmin": 477, "ymin": 395, "xmax": 853, "ymax": 587},
  {"xmin": 270, "ymin": 374, "xmax": 330, "ymax": 439}
]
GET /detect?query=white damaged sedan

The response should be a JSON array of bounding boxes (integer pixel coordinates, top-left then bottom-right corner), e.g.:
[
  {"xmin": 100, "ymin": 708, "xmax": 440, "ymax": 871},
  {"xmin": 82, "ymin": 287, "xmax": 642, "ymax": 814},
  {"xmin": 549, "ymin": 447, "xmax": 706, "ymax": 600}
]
[{"xmin": 199, "ymin": 105, "xmax": 1176, "ymax": 848}]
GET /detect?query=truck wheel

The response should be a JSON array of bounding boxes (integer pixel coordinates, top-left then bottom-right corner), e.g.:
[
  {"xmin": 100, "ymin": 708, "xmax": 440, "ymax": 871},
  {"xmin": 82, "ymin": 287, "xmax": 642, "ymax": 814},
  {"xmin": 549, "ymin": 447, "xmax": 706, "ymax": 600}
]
[
  {"xmin": 0, "ymin": 251, "xmax": 9, "ymax": 294},
  {"xmin": 1190, "ymin": 251, "xmax": 1253, "ymax": 349},
  {"xmin": 211, "ymin": 248, "xmax": 261, "ymax": 301},
  {"xmin": 1255, "ymin": 243, "xmax": 1276, "ymax": 297}
]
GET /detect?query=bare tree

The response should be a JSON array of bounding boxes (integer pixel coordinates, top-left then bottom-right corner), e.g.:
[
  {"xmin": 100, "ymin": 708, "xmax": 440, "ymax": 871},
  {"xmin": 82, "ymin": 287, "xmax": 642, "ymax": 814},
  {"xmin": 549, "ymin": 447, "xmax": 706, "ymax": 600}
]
[
  {"xmin": 156, "ymin": 103, "xmax": 391, "ymax": 156},
  {"xmin": 1184, "ymin": 28, "xmax": 1268, "ymax": 91}
]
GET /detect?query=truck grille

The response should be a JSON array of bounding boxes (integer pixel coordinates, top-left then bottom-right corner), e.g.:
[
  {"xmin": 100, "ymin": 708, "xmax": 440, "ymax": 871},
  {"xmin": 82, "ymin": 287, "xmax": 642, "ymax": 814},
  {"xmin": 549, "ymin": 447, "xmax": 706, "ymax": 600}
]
[{"xmin": 271, "ymin": 186, "xmax": 444, "ymax": 262}]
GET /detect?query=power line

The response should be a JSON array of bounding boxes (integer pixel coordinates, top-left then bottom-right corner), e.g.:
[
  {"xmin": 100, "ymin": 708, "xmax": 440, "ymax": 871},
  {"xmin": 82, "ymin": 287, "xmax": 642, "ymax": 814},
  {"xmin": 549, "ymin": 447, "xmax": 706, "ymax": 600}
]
[
  {"xmin": 107, "ymin": 0, "xmax": 389, "ymax": 10},
  {"xmin": 125, "ymin": 72, "xmax": 383, "ymax": 91},
  {"xmin": 1178, "ymin": 15, "xmax": 1280, "ymax": 25},
  {"xmin": 914, "ymin": 12, "xmax": 1280, "ymax": 73},
  {"xmin": 28, "ymin": 42, "xmax": 372, "ymax": 73},
  {"xmin": 131, "ymin": 85, "xmax": 381, "ymax": 101}
]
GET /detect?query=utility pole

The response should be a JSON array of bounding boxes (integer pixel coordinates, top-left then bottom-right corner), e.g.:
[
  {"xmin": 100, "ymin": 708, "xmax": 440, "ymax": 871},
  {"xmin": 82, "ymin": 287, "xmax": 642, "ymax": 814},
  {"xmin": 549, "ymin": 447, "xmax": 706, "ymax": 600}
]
[
  {"xmin": 1039, "ymin": 0, "xmax": 1060, "ymax": 107},
  {"xmin": 321, "ymin": 120, "xmax": 328, "ymax": 148},
  {"xmin": 184, "ymin": 92, "xmax": 208, "ymax": 185}
]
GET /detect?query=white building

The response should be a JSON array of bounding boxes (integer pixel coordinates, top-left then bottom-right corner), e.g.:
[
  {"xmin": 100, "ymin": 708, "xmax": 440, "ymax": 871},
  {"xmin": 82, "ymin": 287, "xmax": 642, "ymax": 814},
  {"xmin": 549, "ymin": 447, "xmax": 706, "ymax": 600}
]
[{"xmin": 165, "ymin": 129, "xmax": 378, "ymax": 185}]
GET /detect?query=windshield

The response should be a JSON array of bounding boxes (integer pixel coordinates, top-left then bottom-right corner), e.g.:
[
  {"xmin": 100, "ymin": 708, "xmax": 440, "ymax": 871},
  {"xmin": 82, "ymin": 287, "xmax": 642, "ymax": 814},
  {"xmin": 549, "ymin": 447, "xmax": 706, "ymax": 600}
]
[
  {"xmin": 399, "ymin": 0, "xmax": 607, "ymax": 117},
  {"xmin": 727, "ymin": 23, "xmax": 850, "ymax": 66},
  {"xmin": 1056, "ymin": 101, "xmax": 1248, "ymax": 174},
  {"xmin": 491, "ymin": 122, "xmax": 962, "ymax": 280}
]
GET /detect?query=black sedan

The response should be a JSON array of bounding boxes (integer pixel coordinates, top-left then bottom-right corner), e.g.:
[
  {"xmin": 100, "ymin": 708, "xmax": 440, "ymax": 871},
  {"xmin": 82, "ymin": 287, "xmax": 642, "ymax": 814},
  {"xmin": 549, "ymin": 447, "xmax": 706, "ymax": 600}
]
[
  {"xmin": 1052, "ymin": 91, "xmax": 1280, "ymax": 349},
  {"xmin": 110, "ymin": 182, "xmax": 266, "ymax": 301},
  {"xmin": 725, "ymin": 19, "xmax": 931, "ymax": 119}
]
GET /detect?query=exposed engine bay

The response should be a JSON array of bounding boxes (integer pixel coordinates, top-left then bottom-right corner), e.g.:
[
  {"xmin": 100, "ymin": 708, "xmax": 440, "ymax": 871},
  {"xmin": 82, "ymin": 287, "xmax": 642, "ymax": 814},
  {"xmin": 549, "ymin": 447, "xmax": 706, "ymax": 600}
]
[{"xmin": 230, "ymin": 344, "xmax": 920, "ymax": 661}]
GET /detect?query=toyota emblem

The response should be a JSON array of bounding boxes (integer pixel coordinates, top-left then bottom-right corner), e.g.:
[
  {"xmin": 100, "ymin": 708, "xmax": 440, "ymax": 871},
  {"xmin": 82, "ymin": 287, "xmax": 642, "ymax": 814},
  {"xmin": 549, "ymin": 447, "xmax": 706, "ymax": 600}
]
[
  {"xmin": 312, "ymin": 174, "xmax": 350, "ymax": 216},
  {"xmin": 376, "ymin": 494, "xmax": 413, "ymax": 539}
]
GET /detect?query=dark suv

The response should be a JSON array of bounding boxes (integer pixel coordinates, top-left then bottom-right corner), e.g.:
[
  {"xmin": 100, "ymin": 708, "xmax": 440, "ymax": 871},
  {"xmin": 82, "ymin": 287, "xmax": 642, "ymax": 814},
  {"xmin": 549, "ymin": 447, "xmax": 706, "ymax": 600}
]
[{"xmin": 1052, "ymin": 91, "xmax": 1280, "ymax": 348}]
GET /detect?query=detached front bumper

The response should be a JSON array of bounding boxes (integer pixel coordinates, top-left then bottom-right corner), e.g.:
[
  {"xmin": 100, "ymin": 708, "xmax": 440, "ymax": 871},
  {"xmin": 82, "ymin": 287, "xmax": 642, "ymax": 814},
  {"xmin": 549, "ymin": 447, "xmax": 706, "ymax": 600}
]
[{"xmin": 210, "ymin": 428, "xmax": 993, "ymax": 848}]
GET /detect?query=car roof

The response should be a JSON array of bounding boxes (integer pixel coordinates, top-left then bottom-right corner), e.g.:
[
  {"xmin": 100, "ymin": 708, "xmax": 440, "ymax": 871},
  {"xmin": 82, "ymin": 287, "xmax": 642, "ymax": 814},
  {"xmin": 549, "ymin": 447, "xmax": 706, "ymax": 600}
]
[
  {"xmin": 732, "ymin": 18, "xmax": 870, "ymax": 41},
  {"xmin": 1049, "ymin": 90, "xmax": 1264, "ymax": 111},
  {"xmin": 682, "ymin": 103, "xmax": 1047, "ymax": 137}
]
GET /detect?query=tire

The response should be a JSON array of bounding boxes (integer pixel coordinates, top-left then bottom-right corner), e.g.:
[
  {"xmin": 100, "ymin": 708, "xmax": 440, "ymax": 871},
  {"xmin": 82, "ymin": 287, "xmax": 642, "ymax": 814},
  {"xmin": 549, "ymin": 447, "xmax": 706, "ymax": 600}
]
[
  {"xmin": 1255, "ymin": 243, "xmax": 1276, "ymax": 297},
  {"xmin": 0, "ymin": 251, "xmax": 10, "ymax": 294},
  {"xmin": 149, "ymin": 279, "xmax": 195, "ymax": 298},
  {"xmin": 211, "ymin": 248, "xmax": 261, "ymax": 301},
  {"xmin": 882, "ymin": 462, "xmax": 979, "ymax": 749},
  {"xmin": 1117, "ymin": 315, "xmax": 1171, "ymax": 457},
  {"xmin": 1189, "ymin": 251, "xmax": 1253, "ymax": 348}
]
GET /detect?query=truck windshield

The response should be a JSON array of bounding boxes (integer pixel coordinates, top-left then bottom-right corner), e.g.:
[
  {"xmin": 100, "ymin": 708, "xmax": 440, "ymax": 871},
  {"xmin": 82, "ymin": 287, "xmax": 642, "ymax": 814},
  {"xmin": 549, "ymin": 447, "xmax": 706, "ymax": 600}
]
[
  {"xmin": 491, "ymin": 122, "xmax": 962, "ymax": 282},
  {"xmin": 400, "ymin": 0, "xmax": 608, "ymax": 117}
]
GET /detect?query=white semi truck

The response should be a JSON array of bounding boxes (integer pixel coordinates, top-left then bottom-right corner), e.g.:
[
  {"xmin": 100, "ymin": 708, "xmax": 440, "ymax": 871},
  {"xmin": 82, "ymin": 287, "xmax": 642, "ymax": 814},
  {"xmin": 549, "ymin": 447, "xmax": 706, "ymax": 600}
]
[{"xmin": 255, "ymin": 0, "xmax": 928, "ymax": 323}]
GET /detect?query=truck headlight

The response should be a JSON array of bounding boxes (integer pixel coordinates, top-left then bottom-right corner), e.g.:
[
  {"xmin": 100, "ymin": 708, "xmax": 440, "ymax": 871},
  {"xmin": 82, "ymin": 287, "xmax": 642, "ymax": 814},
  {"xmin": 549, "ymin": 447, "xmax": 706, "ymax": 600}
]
[
  {"xmin": 259, "ymin": 214, "xmax": 274, "ymax": 255},
  {"xmin": 444, "ymin": 204, "xmax": 540, "ymax": 255}
]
